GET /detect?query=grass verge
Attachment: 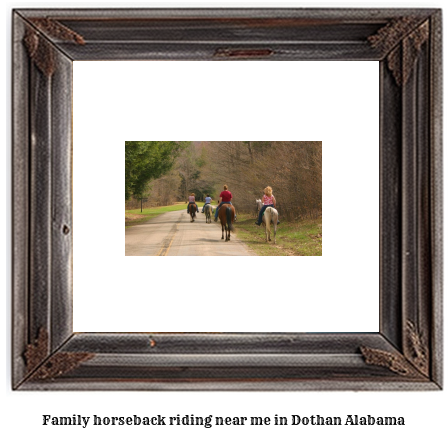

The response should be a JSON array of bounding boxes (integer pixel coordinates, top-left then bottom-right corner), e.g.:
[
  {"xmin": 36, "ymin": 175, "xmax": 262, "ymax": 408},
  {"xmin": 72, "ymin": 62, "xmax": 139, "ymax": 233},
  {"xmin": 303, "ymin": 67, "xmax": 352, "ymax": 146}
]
[
  {"xmin": 233, "ymin": 214, "xmax": 322, "ymax": 256},
  {"xmin": 125, "ymin": 202, "xmax": 206, "ymax": 227}
]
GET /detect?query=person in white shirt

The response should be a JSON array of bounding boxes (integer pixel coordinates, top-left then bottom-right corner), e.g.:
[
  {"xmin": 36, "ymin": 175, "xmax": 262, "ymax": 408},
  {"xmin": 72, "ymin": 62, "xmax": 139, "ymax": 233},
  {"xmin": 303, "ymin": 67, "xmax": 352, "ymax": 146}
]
[{"xmin": 202, "ymin": 194, "xmax": 212, "ymax": 213}]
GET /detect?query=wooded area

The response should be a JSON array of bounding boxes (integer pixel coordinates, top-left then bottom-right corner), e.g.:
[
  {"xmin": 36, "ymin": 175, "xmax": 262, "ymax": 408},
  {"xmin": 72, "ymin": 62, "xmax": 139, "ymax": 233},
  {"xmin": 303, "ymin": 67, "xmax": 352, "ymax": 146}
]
[
  {"xmin": 125, "ymin": 141, "xmax": 186, "ymax": 201},
  {"xmin": 125, "ymin": 141, "xmax": 322, "ymax": 222}
]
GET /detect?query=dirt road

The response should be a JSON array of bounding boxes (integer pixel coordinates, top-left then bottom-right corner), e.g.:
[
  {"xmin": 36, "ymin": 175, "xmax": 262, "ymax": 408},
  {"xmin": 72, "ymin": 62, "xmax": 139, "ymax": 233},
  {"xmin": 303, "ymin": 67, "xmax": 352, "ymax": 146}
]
[{"xmin": 125, "ymin": 209, "xmax": 256, "ymax": 256}]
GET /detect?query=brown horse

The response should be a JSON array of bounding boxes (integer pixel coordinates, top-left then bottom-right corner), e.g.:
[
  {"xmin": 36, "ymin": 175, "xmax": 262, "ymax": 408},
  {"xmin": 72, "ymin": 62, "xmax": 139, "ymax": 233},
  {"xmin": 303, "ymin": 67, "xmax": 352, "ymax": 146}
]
[
  {"xmin": 189, "ymin": 203, "xmax": 197, "ymax": 222},
  {"xmin": 218, "ymin": 204, "xmax": 235, "ymax": 241}
]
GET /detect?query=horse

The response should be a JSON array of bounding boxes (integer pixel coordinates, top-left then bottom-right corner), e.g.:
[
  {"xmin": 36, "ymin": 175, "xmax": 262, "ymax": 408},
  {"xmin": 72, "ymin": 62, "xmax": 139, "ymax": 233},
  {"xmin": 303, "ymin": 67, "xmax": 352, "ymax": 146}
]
[
  {"xmin": 256, "ymin": 199, "xmax": 279, "ymax": 244},
  {"xmin": 189, "ymin": 203, "xmax": 197, "ymax": 222},
  {"xmin": 218, "ymin": 204, "xmax": 235, "ymax": 241},
  {"xmin": 204, "ymin": 203, "xmax": 213, "ymax": 223}
]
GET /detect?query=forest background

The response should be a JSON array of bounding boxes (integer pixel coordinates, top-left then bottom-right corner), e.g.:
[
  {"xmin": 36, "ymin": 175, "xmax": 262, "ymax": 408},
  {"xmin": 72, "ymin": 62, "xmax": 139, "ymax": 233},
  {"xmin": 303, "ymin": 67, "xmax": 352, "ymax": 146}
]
[{"xmin": 125, "ymin": 141, "xmax": 322, "ymax": 222}]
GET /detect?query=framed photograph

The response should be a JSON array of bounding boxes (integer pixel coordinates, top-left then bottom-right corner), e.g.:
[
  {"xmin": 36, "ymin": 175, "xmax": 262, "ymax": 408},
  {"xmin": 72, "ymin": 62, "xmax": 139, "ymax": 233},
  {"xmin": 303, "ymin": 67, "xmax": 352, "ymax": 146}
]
[{"xmin": 12, "ymin": 8, "xmax": 442, "ymax": 390}]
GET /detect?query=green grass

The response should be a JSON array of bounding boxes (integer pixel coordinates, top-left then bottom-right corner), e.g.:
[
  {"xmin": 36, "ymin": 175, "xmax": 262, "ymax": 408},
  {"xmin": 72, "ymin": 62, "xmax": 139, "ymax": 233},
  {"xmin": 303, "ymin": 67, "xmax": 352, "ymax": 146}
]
[
  {"xmin": 125, "ymin": 202, "xmax": 206, "ymax": 227},
  {"xmin": 233, "ymin": 214, "xmax": 322, "ymax": 256}
]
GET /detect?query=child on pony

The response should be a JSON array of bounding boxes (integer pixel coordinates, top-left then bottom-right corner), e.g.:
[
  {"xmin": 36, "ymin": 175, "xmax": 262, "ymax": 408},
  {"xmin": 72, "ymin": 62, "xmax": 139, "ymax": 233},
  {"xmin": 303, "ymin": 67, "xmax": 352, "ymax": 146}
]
[{"xmin": 255, "ymin": 186, "xmax": 280, "ymax": 226}]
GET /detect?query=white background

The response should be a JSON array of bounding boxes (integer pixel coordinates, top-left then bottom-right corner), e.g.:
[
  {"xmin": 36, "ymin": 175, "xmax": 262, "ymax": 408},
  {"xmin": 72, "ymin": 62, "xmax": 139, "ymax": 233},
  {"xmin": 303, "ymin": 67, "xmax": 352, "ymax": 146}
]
[
  {"xmin": 73, "ymin": 60, "xmax": 379, "ymax": 332},
  {"xmin": 3, "ymin": 1, "xmax": 447, "ymax": 438}
]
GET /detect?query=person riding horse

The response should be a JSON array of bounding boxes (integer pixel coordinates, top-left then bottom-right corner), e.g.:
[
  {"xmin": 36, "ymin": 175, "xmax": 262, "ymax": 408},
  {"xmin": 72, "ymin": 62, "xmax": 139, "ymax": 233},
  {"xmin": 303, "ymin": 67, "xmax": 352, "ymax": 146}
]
[
  {"xmin": 187, "ymin": 193, "xmax": 199, "ymax": 215},
  {"xmin": 255, "ymin": 186, "xmax": 280, "ymax": 226},
  {"xmin": 202, "ymin": 194, "xmax": 212, "ymax": 213},
  {"xmin": 255, "ymin": 198, "xmax": 279, "ymax": 244},
  {"xmin": 214, "ymin": 185, "xmax": 236, "ymax": 222}
]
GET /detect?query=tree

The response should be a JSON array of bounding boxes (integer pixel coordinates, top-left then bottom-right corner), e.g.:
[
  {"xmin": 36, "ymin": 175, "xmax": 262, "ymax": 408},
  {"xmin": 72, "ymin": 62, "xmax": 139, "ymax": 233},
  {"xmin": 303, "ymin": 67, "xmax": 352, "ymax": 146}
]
[
  {"xmin": 125, "ymin": 141, "xmax": 186, "ymax": 200},
  {"xmin": 176, "ymin": 142, "xmax": 213, "ymax": 201}
]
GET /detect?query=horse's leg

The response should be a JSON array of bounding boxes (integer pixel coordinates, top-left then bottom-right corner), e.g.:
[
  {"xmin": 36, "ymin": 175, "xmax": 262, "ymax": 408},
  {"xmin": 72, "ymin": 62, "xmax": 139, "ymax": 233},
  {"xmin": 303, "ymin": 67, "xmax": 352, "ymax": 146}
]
[
  {"xmin": 274, "ymin": 214, "xmax": 278, "ymax": 245},
  {"xmin": 265, "ymin": 213, "xmax": 269, "ymax": 241},
  {"xmin": 226, "ymin": 208, "xmax": 232, "ymax": 241},
  {"xmin": 263, "ymin": 216, "xmax": 269, "ymax": 242},
  {"xmin": 268, "ymin": 212, "xmax": 273, "ymax": 241},
  {"xmin": 221, "ymin": 223, "xmax": 224, "ymax": 239}
]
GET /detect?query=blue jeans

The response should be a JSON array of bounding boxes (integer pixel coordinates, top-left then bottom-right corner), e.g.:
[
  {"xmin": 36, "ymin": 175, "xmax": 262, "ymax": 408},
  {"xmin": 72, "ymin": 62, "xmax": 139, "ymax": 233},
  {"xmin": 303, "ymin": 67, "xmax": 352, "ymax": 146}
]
[
  {"xmin": 202, "ymin": 202, "xmax": 210, "ymax": 213},
  {"xmin": 256, "ymin": 204, "xmax": 274, "ymax": 224},
  {"xmin": 214, "ymin": 202, "xmax": 232, "ymax": 219}
]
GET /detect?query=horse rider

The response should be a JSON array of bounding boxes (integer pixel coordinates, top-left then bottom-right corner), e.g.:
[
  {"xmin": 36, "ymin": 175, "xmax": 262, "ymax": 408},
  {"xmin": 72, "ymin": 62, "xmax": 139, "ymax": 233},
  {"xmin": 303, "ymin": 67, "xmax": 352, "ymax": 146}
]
[
  {"xmin": 214, "ymin": 185, "xmax": 236, "ymax": 222},
  {"xmin": 255, "ymin": 186, "xmax": 280, "ymax": 226},
  {"xmin": 187, "ymin": 192, "xmax": 199, "ymax": 214},
  {"xmin": 202, "ymin": 194, "xmax": 212, "ymax": 213}
]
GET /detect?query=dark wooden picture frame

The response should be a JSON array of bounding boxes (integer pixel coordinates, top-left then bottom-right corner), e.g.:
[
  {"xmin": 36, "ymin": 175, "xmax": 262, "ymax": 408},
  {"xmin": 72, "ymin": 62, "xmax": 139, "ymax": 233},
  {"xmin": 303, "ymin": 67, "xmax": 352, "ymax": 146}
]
[{"xmin": 12, "ymin": 8, "xmax": 442, "ymax": 390}]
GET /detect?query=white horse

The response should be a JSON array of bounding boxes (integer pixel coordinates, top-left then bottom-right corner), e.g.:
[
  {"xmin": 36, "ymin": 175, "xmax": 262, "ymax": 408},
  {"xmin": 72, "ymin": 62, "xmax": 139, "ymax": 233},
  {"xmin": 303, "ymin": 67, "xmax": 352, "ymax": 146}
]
[
  {"xmin": 204, "ymin": 204, "xmax": 213, "ymax": 223},
  {"xmin": 256, "ymin": 199, "xmax": 279, "ymax": 244}
]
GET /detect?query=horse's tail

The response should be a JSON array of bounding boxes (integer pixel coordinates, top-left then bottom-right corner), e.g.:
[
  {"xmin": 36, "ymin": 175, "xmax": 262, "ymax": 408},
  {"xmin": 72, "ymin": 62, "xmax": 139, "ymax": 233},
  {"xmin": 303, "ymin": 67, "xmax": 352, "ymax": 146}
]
[
  {"xmin": 269, "ymin": 208, "xmax": 278, "ymax": 225},
  {"xmin": 226, "ymin": 207, "xmax": 234, "ymax": 231},
  {"xmin": 206, "ymin": 205, "xmax": 211, "ymax": 221},
  {"xmin": 265, "ymin": 208, "xmax": 271, "ymax": 231}
]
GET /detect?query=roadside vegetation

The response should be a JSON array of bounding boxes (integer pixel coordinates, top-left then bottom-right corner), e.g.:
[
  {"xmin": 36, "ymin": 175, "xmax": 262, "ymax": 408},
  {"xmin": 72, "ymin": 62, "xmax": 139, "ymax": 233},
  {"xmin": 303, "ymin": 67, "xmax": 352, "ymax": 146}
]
[{"xmin": 233, "ymin": 214, "xmax": 322, "ymax": 256}]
